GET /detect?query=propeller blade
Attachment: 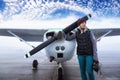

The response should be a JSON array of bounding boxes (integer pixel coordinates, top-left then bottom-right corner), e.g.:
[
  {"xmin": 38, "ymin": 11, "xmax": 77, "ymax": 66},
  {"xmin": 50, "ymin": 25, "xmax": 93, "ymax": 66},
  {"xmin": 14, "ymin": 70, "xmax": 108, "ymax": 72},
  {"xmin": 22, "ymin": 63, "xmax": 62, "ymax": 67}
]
[
  {"xmin": 25, "ymin": 14, "xmax": 91, "ymax": 58},
  {"xmin": 63, "ymin": 14, "xmax": 91, "ymax": 34},
  {"xmin": 25, "ymin": 37, "xmax": 57, "ymax": 58}
]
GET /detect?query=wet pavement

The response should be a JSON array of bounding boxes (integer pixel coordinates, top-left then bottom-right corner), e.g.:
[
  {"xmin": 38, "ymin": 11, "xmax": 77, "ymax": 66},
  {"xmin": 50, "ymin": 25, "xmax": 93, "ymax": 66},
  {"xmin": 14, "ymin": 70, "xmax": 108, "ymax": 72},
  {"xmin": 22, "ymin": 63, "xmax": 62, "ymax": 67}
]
[
  {"xmin": 0, "ymin": 37, "xmax": 120, "ymax": 80},
  {"xmin": 0, "ymin": 50, "xmax": 120, "ymax": 80}
]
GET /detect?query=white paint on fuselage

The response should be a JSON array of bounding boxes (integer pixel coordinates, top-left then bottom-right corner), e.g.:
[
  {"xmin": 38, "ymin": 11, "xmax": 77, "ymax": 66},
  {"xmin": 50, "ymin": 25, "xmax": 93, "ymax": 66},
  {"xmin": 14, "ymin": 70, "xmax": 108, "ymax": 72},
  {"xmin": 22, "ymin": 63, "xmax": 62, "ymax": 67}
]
[{"xmin": 44, "ymin": 31, "xmax": 76, "ymax": 63}]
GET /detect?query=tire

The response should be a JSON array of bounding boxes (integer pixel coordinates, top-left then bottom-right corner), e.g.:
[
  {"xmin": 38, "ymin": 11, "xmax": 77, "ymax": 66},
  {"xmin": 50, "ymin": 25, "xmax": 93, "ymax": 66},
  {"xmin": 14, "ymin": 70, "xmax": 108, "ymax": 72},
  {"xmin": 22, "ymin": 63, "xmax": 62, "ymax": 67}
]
[{"xmin": 32, "ymin": 60, "xmax": 38, "ymax": 69}]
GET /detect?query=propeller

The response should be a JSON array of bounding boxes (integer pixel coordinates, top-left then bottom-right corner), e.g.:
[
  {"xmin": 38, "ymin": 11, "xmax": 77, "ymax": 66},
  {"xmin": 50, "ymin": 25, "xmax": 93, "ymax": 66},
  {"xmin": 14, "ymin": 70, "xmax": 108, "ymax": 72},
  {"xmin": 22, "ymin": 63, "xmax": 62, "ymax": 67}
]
[{"xmin": 25, "ymin": 14, "xmax": 91, "ymax": 58}]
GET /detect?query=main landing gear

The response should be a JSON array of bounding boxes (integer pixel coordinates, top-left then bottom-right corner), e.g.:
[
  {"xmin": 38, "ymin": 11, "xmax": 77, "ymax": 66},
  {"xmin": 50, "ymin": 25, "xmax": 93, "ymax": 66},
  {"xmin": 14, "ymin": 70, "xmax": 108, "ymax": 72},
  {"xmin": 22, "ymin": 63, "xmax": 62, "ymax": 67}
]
[{"xmin": 32, "ymin": 59, "xmax": 38, "ymax": 70}]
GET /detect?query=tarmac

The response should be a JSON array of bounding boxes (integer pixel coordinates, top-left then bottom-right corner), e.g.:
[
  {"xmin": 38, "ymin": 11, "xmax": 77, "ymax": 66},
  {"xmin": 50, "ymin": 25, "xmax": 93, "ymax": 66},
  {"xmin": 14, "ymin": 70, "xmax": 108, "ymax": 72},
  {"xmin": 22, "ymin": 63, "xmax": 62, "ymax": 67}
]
[
  {"xmin": 0, "ymin": 37, "xmax": 120, "ymax": 80},
  {"xmin": 0, "ymin": 48, "xmax": 120, "ymax": 80}
]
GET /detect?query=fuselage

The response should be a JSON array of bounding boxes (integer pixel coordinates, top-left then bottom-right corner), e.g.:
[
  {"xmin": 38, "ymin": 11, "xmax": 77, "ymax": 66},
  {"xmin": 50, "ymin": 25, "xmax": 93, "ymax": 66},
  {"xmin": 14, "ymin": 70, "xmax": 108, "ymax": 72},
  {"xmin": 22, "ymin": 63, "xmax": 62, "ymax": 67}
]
[{"xmin": 44, "ymin": 30, "xmax": 76, "ymax": 63}]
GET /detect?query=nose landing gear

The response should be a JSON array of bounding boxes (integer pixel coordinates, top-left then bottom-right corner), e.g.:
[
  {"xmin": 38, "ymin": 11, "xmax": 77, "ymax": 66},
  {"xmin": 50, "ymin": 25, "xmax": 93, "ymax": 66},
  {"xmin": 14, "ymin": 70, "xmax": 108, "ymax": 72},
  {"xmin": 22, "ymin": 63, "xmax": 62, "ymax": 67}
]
[{"xmin": 57, "ymin": 63, "xmax": 64, "ymax": 80}]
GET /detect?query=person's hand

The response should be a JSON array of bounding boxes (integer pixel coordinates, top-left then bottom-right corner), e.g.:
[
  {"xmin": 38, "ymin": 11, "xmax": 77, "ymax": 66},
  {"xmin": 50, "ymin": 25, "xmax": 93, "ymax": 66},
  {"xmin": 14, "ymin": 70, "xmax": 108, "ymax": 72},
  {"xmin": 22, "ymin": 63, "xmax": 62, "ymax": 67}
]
[{"xmin": 93, "ymin": 59, "xmax": 99, "ymax": 73}]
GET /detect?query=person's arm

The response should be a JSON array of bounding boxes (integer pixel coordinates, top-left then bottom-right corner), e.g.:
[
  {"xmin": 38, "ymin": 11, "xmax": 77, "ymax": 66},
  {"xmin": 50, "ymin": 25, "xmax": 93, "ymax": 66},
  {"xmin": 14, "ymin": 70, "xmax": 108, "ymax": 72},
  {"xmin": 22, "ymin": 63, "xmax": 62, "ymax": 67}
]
[{"xmin": 90, "ymin": 30, "xmax": 99, "ymax": 63}]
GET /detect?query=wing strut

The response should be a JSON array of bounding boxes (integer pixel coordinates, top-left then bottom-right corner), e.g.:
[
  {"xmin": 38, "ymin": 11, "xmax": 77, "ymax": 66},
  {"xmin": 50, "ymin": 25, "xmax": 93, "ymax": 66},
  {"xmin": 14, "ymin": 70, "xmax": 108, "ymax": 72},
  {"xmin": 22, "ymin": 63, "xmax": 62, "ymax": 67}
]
[
  {"xmin": 7, "ymin": 30, "xmax": 35, "ymax": 48},
  {"xmin": 97, "ymin": 30, "xmax": 112, "ymax": 41}
]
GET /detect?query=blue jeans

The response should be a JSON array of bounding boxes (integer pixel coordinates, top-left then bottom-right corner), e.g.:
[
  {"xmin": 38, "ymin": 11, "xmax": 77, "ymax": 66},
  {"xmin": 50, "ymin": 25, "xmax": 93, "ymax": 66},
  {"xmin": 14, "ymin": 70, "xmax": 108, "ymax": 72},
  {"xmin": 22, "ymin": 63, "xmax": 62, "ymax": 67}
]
[{"xmin": 77, "ymin": 55, "xmax": 94, "ymax": 80}]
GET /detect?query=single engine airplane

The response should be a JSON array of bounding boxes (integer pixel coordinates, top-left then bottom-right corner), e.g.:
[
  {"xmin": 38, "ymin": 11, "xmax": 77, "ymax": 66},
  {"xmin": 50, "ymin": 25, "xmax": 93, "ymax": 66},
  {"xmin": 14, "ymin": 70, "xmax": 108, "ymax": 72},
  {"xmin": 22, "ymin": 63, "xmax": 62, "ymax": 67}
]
[{"xmin": 0, "ymin": 14, "xmax": 120, "ymax": 80}]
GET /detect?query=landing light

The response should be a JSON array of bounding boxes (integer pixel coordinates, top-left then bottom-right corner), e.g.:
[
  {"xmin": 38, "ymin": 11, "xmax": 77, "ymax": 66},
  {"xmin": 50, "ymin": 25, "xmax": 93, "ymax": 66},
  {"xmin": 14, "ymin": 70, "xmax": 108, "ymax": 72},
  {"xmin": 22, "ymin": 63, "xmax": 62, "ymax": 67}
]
[
  {"xmin": 56, "ymin": 46, "xmax": 59, "ymax": 50},
  {"xmin": 61, "ymin": 46, "xmax": 65, "ymax": 51},
  {"xmin": 55, "ymin": 46, "xmax": 65, "ymax": 51}
]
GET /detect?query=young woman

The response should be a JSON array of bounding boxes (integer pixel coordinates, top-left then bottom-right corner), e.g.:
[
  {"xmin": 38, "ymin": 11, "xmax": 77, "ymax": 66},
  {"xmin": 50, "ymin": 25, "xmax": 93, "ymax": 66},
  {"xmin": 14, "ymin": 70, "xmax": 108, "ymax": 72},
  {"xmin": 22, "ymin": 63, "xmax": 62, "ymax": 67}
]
[{"xmin": 66, "ymin": 21, "xmax": 99, "ymax": 80}]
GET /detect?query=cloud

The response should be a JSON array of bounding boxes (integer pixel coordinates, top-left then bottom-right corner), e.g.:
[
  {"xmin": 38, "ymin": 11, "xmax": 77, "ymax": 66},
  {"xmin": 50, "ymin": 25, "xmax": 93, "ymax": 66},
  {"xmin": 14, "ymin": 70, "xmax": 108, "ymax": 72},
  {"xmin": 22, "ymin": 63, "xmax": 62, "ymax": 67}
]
[
  {"xmin": 0, "ymin": 15, "xmax": 78, "ymax": 29},
  {"xmin": 0, "ymin": 14, "xmax": 120, "ymax": 30},
  {"xmin": 1, "ymin": 0, "xmax": 119, "ymax": 21},
  {"xmin": 0, "ymin": 0, "xmax": 120, "ymax": 29},
  {"xmin": 88, "ymin": 17, "xmax": 120, "ymax": 29}
]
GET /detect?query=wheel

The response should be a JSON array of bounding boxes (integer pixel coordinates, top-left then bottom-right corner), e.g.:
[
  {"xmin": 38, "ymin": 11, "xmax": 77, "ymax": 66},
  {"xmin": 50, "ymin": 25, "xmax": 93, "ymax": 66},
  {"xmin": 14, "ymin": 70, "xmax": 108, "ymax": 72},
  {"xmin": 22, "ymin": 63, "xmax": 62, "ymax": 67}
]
[{"xmin": 32, "ymin": 59, "xmax": 38, "ymax": 69}]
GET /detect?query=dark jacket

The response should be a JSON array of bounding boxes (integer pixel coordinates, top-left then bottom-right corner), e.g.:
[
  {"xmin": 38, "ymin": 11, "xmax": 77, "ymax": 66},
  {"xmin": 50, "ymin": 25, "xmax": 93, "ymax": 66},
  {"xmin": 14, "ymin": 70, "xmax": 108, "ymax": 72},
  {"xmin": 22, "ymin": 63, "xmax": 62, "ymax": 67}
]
[
  {"xmin": 76, "ymin": 29, "xmax": 93, "ymax": 55},
  {"xmin": 66, "ymin": 28, "xmax": 98, "ymax": 61}
]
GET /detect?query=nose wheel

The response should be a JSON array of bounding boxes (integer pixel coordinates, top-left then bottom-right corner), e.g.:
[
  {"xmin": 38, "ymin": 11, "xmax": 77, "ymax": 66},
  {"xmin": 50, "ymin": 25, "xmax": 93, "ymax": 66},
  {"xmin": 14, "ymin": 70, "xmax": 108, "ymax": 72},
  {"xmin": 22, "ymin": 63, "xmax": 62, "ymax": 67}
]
[{"xmin": 32, "ymin": 59, "xmax": 38, "ymax": 70}]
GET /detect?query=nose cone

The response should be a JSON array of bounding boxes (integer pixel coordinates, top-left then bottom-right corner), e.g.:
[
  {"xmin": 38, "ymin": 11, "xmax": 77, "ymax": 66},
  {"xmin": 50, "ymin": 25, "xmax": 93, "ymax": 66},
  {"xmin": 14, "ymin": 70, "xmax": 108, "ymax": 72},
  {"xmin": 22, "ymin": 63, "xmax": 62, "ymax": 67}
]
[{"xmin": 45, "ymin": 38, "xmax": 76, "ymax": 62}]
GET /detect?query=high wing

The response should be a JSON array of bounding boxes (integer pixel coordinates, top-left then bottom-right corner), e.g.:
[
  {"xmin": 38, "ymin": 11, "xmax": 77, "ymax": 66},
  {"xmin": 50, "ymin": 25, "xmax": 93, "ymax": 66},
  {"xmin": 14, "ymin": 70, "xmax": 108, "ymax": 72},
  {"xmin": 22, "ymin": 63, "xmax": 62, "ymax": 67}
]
[
  {"xmin": 0, "ymin": 28, "xmax": 120, "ymax": 41},
  {"xmin": 0, "ymin": 29, "xmax": 48, "ymax": 41},
  {"xmin": 91, "ymin": 28, "xmax": 120, "ymax": 41}
]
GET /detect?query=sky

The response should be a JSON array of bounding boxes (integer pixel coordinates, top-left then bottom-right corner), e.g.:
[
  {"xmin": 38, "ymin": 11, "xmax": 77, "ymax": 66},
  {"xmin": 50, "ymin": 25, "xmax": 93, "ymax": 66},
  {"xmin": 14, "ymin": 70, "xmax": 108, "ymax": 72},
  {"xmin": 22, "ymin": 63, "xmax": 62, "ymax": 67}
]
[
  {"xmin": 0, "ymin": 0, "xmax": 120, "ymax": 29},
  {"xmin": 0, "ymin": 0, "xmax": 120, "ymax": 51}
]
